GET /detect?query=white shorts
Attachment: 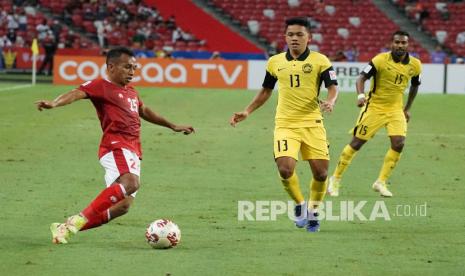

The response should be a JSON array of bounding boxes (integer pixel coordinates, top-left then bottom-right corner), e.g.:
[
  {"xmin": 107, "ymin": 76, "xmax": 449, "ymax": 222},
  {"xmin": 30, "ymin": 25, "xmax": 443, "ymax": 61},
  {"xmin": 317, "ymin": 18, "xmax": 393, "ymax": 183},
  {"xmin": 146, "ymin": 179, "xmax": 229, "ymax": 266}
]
[{"xmin": 99, "ymin": 148, "xmax": 141, "ymax": 197}]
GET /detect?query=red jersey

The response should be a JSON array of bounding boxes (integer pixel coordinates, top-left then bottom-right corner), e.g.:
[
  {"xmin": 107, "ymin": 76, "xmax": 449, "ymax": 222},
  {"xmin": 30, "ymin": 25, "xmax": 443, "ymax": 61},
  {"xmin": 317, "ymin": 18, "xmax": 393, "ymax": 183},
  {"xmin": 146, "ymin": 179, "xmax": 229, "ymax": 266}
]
[{"xmin": 79, "ymin": 79, "xmax": 143, "ymax": 159}]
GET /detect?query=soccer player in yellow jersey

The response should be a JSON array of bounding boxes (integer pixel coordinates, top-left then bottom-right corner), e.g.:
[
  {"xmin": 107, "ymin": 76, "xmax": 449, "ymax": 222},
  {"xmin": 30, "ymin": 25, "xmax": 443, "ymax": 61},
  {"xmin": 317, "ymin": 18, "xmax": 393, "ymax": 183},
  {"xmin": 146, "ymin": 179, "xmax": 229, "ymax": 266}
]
[
  {"xmin": 230, "ymin": 17, "xmax": 338, "ymax": 232},
  {"xmin": 327, "ymin": 30, "xmax": 422, "ymax": 197}
]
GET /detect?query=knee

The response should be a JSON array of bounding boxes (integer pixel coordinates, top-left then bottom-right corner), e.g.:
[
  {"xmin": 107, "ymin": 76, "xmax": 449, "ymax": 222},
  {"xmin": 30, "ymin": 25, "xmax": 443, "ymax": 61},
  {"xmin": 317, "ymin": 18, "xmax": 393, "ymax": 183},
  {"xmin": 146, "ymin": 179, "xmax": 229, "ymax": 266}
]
[
  {"xmin": 350, "ymin": 139, "xmax": 365, "ymax": 151},
  {"xmin": 120, "ymin": 175, "xmax": 140, "ymax": 195},
  {"xmin": 313, "ymin": 169, "xmax": 328, "ymax": 182},
  {"xmin": 391, "ymin": 140, "xmax": 405, "ymax": 152},
  {"xmin": 278, "ymin": 166, "xmax": 294, "ymax": 179},
  {"xmin": 126, "ymin": 181, "xmax": 139, "ymax": 195}
]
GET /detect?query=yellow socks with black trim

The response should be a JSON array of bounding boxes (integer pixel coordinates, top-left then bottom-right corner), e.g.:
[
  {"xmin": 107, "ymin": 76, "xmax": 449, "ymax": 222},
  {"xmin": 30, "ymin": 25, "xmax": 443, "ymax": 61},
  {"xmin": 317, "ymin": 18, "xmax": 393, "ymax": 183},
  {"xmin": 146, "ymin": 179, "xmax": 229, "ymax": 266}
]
[
  {"xmin": 309, "ymin": 178, "xmax": 328, "ymax": 210},
  {"xmin": 333, "ymin": 145, "xmax": 358, "ymax": 180},
  {"xmin": 378, "ymin": 148, "xmax": 401, "ymax": 182},
  {"xmin": 280, "ymin": 171, "xmax": 305, "ymax": 204}
]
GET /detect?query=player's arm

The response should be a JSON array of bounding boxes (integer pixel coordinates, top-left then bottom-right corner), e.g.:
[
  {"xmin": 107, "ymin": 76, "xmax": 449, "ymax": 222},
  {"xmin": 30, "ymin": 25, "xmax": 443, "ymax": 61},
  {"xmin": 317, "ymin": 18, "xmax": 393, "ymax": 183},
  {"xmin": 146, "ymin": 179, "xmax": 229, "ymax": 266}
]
[
  {"xmin": 356, "ymin": 62, "xmax": 376, "ymax": 107},
  {"xmin": 355, "ymin": 74, "xmax": 370, "ymax": 107},
  {"xmin": 139, "ymin": 104, "xmax": 194, "ymax": 135},
  {"xmin": 230, "ymin": 87, "xmax": 273, "ymax": 127},
  {"xmin": 35, "ymin": 89, "xmax": 87, "ymax": 111},
  {"xmin": 403, "ymin": 75, "xmax": 421, "ymax": 122},
  {"xmin": 319, "ymin": 66, "xmax": 339, "ymax": 113},
  {"xmin": 230, "ymin": 70, "xmax": 275, "ymax": 127},
  {"xmin": 320, "ymin": 84, "xmax": 338, "ymax": 112}
]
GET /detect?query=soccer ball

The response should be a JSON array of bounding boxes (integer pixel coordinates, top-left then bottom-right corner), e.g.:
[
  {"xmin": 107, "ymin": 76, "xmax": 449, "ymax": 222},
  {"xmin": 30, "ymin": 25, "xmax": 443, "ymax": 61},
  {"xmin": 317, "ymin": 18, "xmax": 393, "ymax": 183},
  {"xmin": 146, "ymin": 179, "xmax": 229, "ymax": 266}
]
[{"xmin": 145, "ymin": 219, "xmax": 181, "ymax": 249}]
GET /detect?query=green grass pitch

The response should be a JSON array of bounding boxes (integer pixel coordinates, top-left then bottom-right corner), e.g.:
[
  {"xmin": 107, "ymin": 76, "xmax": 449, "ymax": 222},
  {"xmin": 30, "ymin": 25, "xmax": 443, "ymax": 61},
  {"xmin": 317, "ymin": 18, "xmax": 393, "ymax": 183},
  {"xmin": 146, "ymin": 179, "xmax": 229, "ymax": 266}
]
[{"xmin": 1, "ymin": 82, "xmax": 464, "ymax": 275}]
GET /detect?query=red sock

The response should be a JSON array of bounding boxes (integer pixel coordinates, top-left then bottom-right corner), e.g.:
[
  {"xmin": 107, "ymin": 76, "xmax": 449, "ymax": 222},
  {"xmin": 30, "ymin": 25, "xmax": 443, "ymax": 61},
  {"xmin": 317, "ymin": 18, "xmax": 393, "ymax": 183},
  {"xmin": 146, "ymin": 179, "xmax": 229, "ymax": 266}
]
[
  {"xmin": 80, "ymin": 210, "xmax": 110, "ymax": 231},
  {"xmin": 81, "ymin": 183, "xmax": 125, "ymax": 221}
]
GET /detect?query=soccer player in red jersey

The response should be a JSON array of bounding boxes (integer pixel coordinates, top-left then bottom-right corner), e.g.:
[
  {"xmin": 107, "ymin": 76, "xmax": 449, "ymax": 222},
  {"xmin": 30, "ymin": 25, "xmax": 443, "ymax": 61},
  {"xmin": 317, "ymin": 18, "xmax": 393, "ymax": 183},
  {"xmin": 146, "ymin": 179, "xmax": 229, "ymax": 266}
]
[{"xmin": 35, "ymin": 47, "xmax": 195, "ymax": 244}]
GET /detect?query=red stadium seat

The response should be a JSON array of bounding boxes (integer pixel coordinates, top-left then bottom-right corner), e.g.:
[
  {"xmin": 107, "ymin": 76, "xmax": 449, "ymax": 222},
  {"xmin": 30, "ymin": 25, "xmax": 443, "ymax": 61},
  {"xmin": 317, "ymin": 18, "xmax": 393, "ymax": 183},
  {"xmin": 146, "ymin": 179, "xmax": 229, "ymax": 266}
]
[
  {"xmin": 72, "ymin": 14, "xmax": 83, "ymax": 27},
  {"xmin": 391, "ymin": 0, "xmax": 465, "ymax": 58},
  {"xmin": 211, "ymin": 0, "xmax": 430, "ymax": 59},
  {"xmin": 82, "ymin": 21, "xmax": 96, "ymax": 33}
]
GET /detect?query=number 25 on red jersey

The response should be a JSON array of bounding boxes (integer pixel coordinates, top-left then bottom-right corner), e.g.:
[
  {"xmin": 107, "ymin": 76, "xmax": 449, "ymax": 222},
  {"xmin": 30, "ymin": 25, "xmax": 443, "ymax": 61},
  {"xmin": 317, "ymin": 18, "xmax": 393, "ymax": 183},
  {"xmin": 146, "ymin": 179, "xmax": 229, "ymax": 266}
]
[{"xmin": 127, "ymin": 98, "xmax": 138, "ymax": 112}]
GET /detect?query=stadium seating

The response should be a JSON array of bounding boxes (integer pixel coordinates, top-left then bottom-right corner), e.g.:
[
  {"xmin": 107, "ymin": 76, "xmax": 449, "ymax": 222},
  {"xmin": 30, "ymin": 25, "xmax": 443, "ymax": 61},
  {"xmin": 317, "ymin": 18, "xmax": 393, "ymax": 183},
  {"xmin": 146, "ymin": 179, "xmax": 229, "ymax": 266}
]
[
  {"xmin": 0, "ymin": 1, "xmax": 95, "ymax": 50},
  {"xmin": 210, "ymin": 0, "xmax": 429, "ymax": 61},
  {"xmin": 3, "ymin": 0, "xmax": 459, "ymax": 62},
  {"xmin": 39, "ymin": 0, "xmax": 208, "ymax": 52},
  {"xmin": 2, "ymin": 0, "xmax": 206, "ymax": 53},
  {"xmin": 393, "ymin": 0, "xmax": 465, "ymax": 58},
  {"xmin": 147, "ymin": 0, "xmax": 262, "ymax": 53}
]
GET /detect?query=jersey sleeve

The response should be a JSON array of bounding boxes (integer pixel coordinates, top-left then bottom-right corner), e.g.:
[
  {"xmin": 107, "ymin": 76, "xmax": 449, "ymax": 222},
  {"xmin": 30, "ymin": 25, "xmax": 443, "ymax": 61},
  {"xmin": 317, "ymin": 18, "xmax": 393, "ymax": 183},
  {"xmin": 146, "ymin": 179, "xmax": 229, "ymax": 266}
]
[
  {"xmin": 362, "ymin": 54, "xmax": 383, "ymax": 79},
  {"xmin": 79, "ymin": 79, "xmax": 103, "ymax": 99},
  {"xmin": 320, "ymin": 66, "xmax": 338, "ymax": 87},
  {"xmin": 361, "ymin": 61, "xmax": 377, "ymax": 79},
  {"xmin": 411, "ymin": 60, "xmax": 422, "ymax": 86},
  {"xmin": 319, "ymin": 56, "xmax": 338, "ymax": 87},
  {"xmin": 262, "ymin": 58, "xmax": 278, "ymax": 89}
]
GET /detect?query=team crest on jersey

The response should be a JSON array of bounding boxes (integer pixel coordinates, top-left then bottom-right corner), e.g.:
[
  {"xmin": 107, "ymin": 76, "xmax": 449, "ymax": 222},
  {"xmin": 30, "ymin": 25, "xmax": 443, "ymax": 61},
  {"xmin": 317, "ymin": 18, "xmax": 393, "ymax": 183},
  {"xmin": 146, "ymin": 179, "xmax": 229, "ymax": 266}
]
[
  {"xmin": 408, "ymin": 68, "xmax": 415, "ymax": 76},
  {"xmin": 302, "ymin": 63, "xmax": 313, "ymax": 73},
  {"xmin": 118, "ymin": 93, "xmax": 123, "ymax": 98}
]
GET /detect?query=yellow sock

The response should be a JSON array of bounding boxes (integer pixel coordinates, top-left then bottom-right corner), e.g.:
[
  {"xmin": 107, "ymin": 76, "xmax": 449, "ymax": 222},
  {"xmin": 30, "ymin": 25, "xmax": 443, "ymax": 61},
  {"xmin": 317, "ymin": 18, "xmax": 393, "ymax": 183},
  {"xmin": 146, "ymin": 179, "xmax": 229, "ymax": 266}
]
[
  {"xmin": 280, "ymin": 171, "xmax": 305, "ymax": 204},
  {"xmin": 333, "ymin": 145, "xmax": 358, "ymax": 179},
  {"xmin": 378, "ymin": 148, "xmax": 401, "ymax": 182},
  {"xmin": 309, "ymin": 178, "xmax": 327, "ymax": 210}
]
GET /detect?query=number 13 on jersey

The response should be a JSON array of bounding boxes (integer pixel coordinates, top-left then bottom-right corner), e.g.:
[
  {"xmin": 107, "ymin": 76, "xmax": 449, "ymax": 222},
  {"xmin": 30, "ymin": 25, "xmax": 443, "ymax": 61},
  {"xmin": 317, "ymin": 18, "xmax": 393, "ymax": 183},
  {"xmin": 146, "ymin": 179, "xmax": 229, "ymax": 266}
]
[{"xmin": 290, "ymin": 74, "xmax": 300, "ymax": 87}]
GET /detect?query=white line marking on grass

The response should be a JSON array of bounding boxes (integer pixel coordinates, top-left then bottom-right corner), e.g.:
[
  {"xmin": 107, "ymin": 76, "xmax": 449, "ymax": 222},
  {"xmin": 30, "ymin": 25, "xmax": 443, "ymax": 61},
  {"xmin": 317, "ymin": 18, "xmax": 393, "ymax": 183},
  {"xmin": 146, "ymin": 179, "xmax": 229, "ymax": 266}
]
[{"xmin": 0, "ymin": 84, "xmax": 33, "ymax": 92}]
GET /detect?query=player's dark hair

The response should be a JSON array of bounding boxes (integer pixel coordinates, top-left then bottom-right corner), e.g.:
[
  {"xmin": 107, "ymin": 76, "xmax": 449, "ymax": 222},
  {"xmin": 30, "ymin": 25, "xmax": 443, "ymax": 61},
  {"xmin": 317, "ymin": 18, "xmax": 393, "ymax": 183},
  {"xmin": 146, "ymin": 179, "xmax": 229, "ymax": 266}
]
[
  {"xmin": 392, "ymin": 30, "xmax": 410, "ymax": 40},
  {"xmin": 285, "ymin": 17, "xmax": 310, "ymax": 32},
  {"xmin": 106, "ymin": 47, "xmax": 134, "ymax": 64}
]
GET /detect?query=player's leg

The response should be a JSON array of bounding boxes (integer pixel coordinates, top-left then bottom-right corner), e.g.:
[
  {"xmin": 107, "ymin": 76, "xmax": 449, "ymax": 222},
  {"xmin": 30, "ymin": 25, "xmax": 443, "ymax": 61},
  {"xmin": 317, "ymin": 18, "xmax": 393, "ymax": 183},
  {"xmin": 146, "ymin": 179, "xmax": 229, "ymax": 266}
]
[
  {"xmin": 80, "ymin": 195, "xmax": 135, "ymax": 231},
  {"xmin": 381, "ymin": 135, "xmax": 405, "ymax": 181},
  {"xmin": 329, "ymin": 110, "xmax": 383, "ymax": 196},
  {"xmin": 373, "ymin": 112, "xmax": 407, "ymax": 197},
  {"xmin": 300, "ymin": 125, "xmax": 330, "ymax": 232},
  {"xmin": 306, "ymin": 159, "xmax": 329, "ymax": 232},
  {"xmin": 274, "ymin": 128, "xmax": 304, "ymax": 204},
  {"xmin": 373, "ymin": 136, "xmax": 404, "ymax": 197},
  {"xmin": 276, "ymin": 157, "xmax": 300, "ymax": 200},
  {"xmin": 109, "ymin": 196, "xmax": 135, "ymax": 219},
  {"xmin": 78, "ymin": 161, "xmax": 140, "ymax": 231},
  {"xmin": 51, "ymin": 149, "xmax": 140, "ymax": 243},
  {"xmin": 274, "ymin": 128, "xmax": 306, "ymax": 227},
  {"xmin": 333, "ymin": 128, "xmax": 369, "ymax": 180},
  {"xmin": 275, "ymin": 156, "xmax": 307, "ymax": 228},
  {"xmin": 51, "ymin": 180, "xmax": 128, "ymax": 243},
  {"xmin": 329, "ymin": 136, "xmax": 367, "ymax": 195},
  {"xmin": 79, "ymin": 149, "xmax": 141, "ymax": 231}
]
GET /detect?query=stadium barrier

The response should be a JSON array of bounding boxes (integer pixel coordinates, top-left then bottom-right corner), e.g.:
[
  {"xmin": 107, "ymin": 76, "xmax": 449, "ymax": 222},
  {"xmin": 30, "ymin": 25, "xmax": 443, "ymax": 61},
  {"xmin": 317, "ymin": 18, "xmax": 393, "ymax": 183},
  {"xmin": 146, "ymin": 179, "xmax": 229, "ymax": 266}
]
[
  {"xmin": 53, "ymin": 56, "xmax": 464, "ymax": 94},
  {"xmin": 446, "ymin": 64, "xmax": 465, "ymax": 94}
]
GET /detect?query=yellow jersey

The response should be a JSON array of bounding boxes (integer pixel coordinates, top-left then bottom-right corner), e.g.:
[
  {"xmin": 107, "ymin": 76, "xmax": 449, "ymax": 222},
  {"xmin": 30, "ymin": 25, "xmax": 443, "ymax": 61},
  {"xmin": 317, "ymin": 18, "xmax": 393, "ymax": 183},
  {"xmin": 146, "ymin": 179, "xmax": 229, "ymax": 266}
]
[
  {"xmin": 263, "ymin": 48, "xmax": 338, "ymax": 128},
  {"xmin": 362, "ymin": 52, "xmax": 422, "ymax": 111}
]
